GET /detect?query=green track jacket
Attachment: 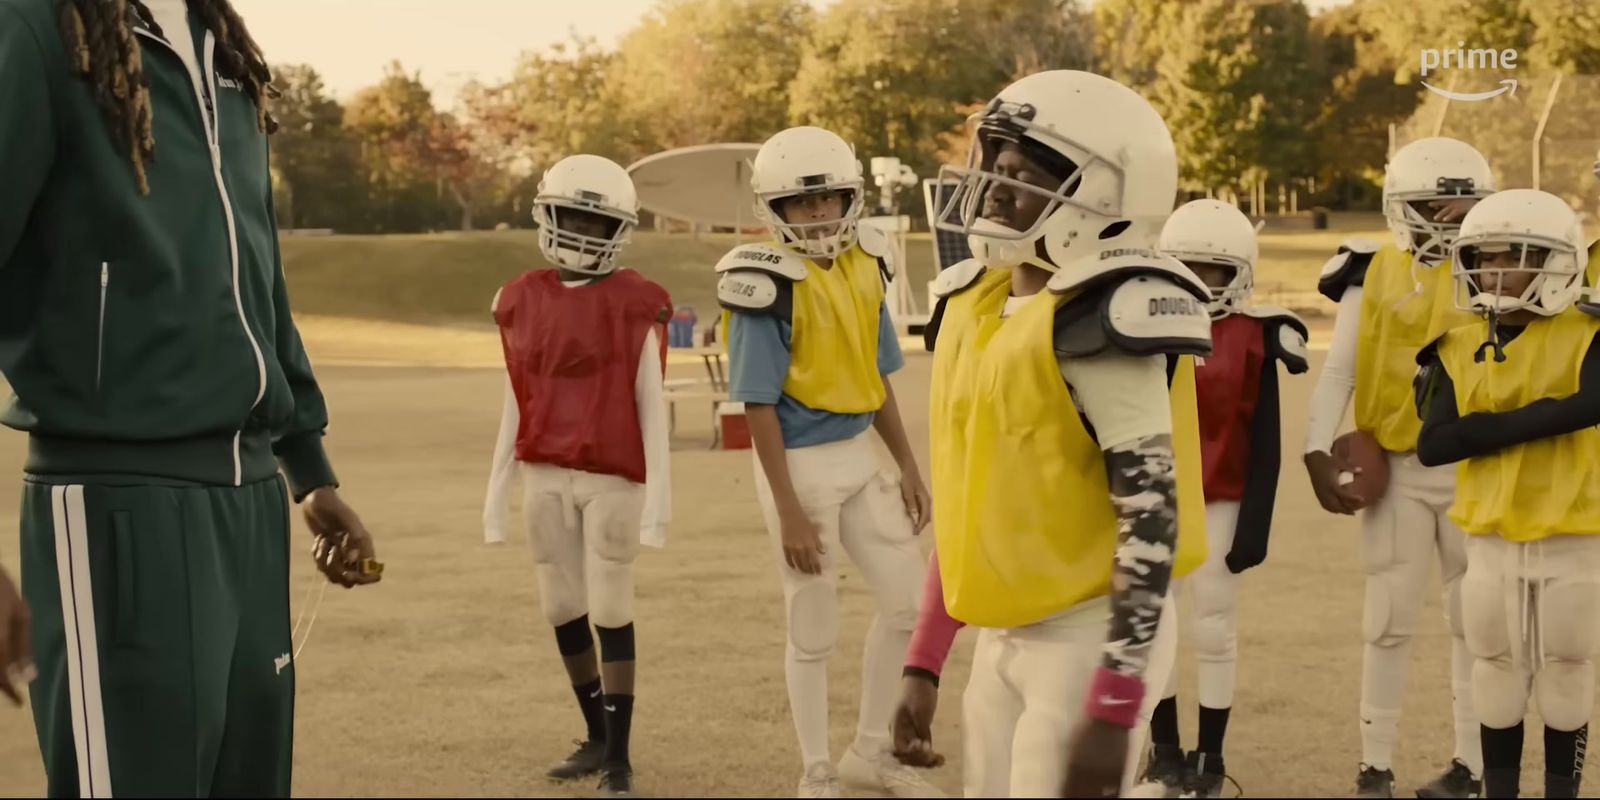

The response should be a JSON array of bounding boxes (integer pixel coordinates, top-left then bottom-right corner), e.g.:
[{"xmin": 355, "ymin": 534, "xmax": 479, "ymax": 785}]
[{"xmin": 0, "ymin": 0, "xmax": 336, "ymax": 499}]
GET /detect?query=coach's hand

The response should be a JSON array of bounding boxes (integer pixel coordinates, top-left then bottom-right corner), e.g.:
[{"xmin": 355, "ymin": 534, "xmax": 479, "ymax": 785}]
[
  {"xmin": 779, "ymin": 506, "xmax": 825, "ymax": 575},
  {"xmin": 1304, "ymin": 450, "xmax": 1364, "ymax": 515},
  {"xmin": 0, "ymin": 567, "xmax": 33, "ymax": 707},
  {"xmin": 892, "ymin": 674, "xmax": 944, "ymax": 767},
  {"xmin": 304, "ymin": 488, "xmax": 383, "ymax": 589},
  {"xmin": 1062, "ymin": 718, "xmax": 1129, "ymax": 798}
]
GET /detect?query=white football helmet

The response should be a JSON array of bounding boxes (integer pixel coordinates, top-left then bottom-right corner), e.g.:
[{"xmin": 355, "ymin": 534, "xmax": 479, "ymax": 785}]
[
  {"xmin": 533, "ymin": 155, "xmax": 639, "ymax": 275},
  {"xmin": 1451, "ymin": 189, "xmax": 1586, "ymax": 317},
  {"xmin": 1160, "ymin": 199, "xmax": 1258, "ymax": 316},
  {"xmin": 750, "ymin": 126, "xmax": 865, "ymax": 259},
  {"xmin": 933, "ymin": 70, "xmax": 1178, "ymax": 274},
  {"xmin": 1382, "ymin": 137, "xmax": 1495, "ymax": 267}
]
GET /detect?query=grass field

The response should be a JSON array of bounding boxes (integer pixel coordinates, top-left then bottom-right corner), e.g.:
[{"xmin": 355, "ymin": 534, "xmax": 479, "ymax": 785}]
[
  {"xmin": 274, "ymin": 213, "xmax": 1394, "ymax": 330},
  {"xmin": 8, "ymin": 216, "xmax": 1583, "ymax": 798}
]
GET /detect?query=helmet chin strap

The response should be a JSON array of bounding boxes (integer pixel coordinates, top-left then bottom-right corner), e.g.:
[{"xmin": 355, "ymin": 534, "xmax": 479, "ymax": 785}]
[{"xmin": 1475, "ymin": 307, "xmax": 1508, "ymax": 363}]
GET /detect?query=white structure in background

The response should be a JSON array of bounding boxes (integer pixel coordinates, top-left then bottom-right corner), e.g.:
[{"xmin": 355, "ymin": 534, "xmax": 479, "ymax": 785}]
[
  {"xmin": 627, "ymin": 143, "xmax": 762, "ymax": 240},
  {"xmin": 862, "ymin": 157, "xmax": 927, "ymax": 334}
]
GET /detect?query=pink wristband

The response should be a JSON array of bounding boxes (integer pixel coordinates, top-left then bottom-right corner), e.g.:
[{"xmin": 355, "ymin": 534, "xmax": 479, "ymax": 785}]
[{"xmin": 1084, "ymin": 667, "xmax": 1146, "ymax": 729}]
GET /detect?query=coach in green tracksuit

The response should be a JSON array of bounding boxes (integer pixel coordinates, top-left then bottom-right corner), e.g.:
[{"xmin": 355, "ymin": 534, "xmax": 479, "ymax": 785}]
[{"xmin": 0, "ymin": 0, "xmax": 382, "ymax": 796}]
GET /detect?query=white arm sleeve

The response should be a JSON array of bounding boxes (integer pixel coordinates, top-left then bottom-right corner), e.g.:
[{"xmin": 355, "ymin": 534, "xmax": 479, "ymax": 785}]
[
  {"xmin": 1303, "ymin": 287, "xmax": 1363, "ymax": 455},
  {"xmin": 636, "ymin": 327, "xmax": 671, "ymax": 548},
  {"xmin": 483, "ymin": 374, "xmax": 520, "ymax": 544},
  {"xmin": 1059, "ymin": 351, "xmax": 1174, "ymax": 450}
]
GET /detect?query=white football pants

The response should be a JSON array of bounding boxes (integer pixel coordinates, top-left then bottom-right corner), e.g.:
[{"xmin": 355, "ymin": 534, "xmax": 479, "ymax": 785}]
[
  {"xmin": 962, "ymin": 596, "xmax": 1179, "ymax": 798},
  {"xmin": 1163, "ymin": 501, "xmax": 1241, "ymax": 710},
  {"xmin": 1463, "ymin": 534, "xmax": 1600, "ymax": 733},
  {"xmin": 753, "ymin": 431, "xmax": 924, "ymax": 770},
  {"xmin": 1357, "ymin": 452, "xmax": 1480, "ymax": 773},
  {"xmin": 523, "ymin": 463, "xmax": 644, "ymax": 629}
]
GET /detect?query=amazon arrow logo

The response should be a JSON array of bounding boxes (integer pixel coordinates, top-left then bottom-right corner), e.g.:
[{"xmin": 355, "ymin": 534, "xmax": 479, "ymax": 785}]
[{"xmin": 1422, "ymin": 78, "xmax": 1519, "ymax": 102}]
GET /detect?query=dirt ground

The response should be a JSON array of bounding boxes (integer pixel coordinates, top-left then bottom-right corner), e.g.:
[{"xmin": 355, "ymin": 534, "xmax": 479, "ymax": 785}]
[{"xmin": 0, "ymin": 330, "xmax": 1575, "ymax": 798}]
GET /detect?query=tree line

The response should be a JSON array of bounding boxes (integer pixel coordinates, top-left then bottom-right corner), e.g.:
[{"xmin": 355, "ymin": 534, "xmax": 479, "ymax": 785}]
[{"xmin": 266, "ymin": 0, "xmax": 1600, "ymax": 234}]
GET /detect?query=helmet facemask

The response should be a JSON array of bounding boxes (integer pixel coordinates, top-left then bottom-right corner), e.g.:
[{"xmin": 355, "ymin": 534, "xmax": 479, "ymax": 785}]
[
  {"xmin": 1173, "ymin": 256, "xmax": 1252, "ymax": 318},
  {"xmin": 1453, "ymin": 238, "xmax": 1578, "ymax": 317},
  {"xmin": 757, "ymin": 182, "xmax": 864, "ymax": 260},
  {"xmin": 1384, "ymin": 177, "xmax": 1487, "ymax": 267},
  {"xmin": 535, "ymin": 193, "xmax": 638, "ymax": 275},
  {"xmin": 934, "ymin": 99, "xmax": 1123, "ymax": 272}
]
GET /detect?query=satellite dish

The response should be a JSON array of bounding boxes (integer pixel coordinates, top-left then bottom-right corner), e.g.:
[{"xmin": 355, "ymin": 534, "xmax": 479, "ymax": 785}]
[{"xmin": 627, "ymin": 143, "xmax": 762, "ymax": 228}]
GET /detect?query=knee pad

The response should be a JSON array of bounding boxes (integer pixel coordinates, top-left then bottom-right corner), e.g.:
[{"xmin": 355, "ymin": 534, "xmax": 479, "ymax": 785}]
[
  {"xmin": 595, "ymin": 622, "xmax": 637, "ymax": 664},
  {"xmin": 787, "ymin": 581, "xmax": 839, "ymax": 662},
  {"xmin": 537, "ymin": 565, "xmax": 588, "ymax": 628},
  {"xmin": 1192, "ymin": 607, "xmax": 1238, "ymax": 664},
  {"xmin": 1363, "ymin": 569, "xmax": 1420, "ymax": 647},
  {"xmin": 553, "ymin": 615, "xmax": 594, "ymax": 657},
  {"xmin": 1536, "ymin": 661, "xmax": 1595, "ymax": 732},
  {"xmin": 1473, "ymin": 657, "xmax": 1532, "ymax": 730},
  {"xmin": 587, "ymin": 558, "xmax": 635, "ymax": 630}
]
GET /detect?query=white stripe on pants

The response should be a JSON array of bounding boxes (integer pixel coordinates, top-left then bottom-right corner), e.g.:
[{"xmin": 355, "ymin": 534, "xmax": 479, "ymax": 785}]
[
  {"xmin": 52, "ymin": 485, "xmax": 113, "ymax": 798},
  {"xmin": 962, "ymin": 596, "xmax": 1179, "ymax": 798},
  {"xmin": 753, "ymin": 431, "xmax": 924, "ymax": 770}
]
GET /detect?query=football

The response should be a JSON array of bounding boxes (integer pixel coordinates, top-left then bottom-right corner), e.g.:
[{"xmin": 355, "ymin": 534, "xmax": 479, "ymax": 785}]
[{"xmin": 1332, "ymin": 430, "xmax": 1391, "ymax": 509}]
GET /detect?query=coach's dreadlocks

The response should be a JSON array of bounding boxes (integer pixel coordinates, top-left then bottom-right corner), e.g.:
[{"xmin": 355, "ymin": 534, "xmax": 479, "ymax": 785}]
[{"xmin": 57, "ymin": 0, "xmax": 278, "ymax": 195}]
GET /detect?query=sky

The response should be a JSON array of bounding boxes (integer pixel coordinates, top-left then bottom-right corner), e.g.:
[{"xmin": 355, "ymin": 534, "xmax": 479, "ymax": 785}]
[{"xmin": 233, "ymin": 0, "xmax": 1353, "ymax": 106}]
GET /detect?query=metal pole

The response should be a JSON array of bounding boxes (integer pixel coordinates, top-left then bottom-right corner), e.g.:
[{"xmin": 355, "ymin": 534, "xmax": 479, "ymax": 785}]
[
  {"xmin": 1430, "ymin": 74, "xmax": 1456, "ymax": 137},
  {"xmin": 1532, "ymin": 73, "xmax": 1564, "ymax": 192},
  {"xmin": 734, "ymin": 159, "xmax": 744, "ymax": 245}
]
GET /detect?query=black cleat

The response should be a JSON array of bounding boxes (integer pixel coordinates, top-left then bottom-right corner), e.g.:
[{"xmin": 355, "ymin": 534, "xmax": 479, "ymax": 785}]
[
  {"xmin": 597, "ymin": 765, "xmax": 634, "ymax": 797},
  {"xmin": 1356, "ymin": 765, "xmax": 1397, "ymax": 798},
  {"xmin": 547, "ymin": 739, "xmax": 606, "ymax": 780},
  {"xmin": 1415, "ymin": 759, "xmax": 1481, "ymax": 798},
  {"xmin": 1180, "ymin": 751, "xmax": 1228, "ymax": 798},
  {"xmin": 1141, "ymin": 744, "xmax": 1188, "ymax": 797}
]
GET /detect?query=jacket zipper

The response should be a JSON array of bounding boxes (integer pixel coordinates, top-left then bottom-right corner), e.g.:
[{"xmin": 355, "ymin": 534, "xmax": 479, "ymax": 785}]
[
  {"xmin": 97, "ymin": 262, "xmax": 109, "ymax": 391},
  {"xmin": 134, "ymin": 28, "xmax": 268, "ymax": 485}
]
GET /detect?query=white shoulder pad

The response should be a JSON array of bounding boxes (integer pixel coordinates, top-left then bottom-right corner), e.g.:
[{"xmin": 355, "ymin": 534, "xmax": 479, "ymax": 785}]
[
  {"xmin": 1048, "ymin": 247, "xmax": 1211, "ymax": 301},
  {"xmin": 1244, "ymin": 305, "xmax": 1310, "ymax": 372},
  {"xmin": 490, "ymin": 288, "xmax": 503, "ymax": 315},
  {"xmin": 857, "ymin": 224, "xmax": 892, "ymax": 259},
  {"xmin": 1339, "ymin": 237, "xmax": 1380, "ymax": 255},
  {"xmin": 714, "ymin": 243, "xmax": 808, "ymax": 281},
  {"xmin": 1105, "ymin": 275, "xmax": 1213, "ymax": 344},
  {"xmin": 1318, "ymin": 251, "xmax": 1350, "ymax": 280},
  {"xmin": 718, "ymin": 270, "xmax": 781, "ymax": 312},
  {"xmin": 1241, "ymin": 304, "xmax": 1307, "ymax": 329},
  {"xmin": 932, "ymin": 259, "xmax": 987, "ymax": 298}
]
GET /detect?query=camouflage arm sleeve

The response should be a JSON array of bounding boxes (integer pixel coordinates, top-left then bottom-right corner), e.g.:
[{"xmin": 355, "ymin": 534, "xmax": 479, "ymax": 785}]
[{"xmin": 1101, "ymin": 434, "xmax": 1178, "ymax": 677}]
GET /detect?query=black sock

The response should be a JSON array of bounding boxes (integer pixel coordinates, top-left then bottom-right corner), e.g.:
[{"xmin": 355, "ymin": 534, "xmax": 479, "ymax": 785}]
[
  {"xmin": 603, "ymin": 694, "xmax": 634, "ymax": 769},
  {"xmin": 573, "ymin": 678, "xmax": 606, "ymax": 744},
  {"xmin": 1544, "ymin": 724, "xmax": 1587, "ymax": 798},
  {"xmin": 1151, "ymin": 696, "xmax": 1180, "ymax": 749},
  {"xmin": 1482, "ymin": 723, "xmax": 1525, "ymax": 798},
  {"xmin": 1197, "ymin": 705, "xmax": 1231, "ymax": 757}
]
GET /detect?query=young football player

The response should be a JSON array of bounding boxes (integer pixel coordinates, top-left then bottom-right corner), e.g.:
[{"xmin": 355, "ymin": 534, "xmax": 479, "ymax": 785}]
[
  {"xmin": 919, "ymin": 69, "xmax": 1212, "ymax": 798},
  {"xmin": 716, "ymin": 126, "xmax": 939, "ymax": 799},
  {"xmin": 1141, "ymin": 200, "xmax": 1309, "ymax": 798},
  {"xmin": 1414, "ymin": 190, "xmax": 1600, "ymax": 800},
  {"xmin": 483, "ymin": 154, "xmax": 672, "ymax": 797},
  {"xmin": 1303, "ymin": 137, "xmax": 1491, "ymax": 798}
]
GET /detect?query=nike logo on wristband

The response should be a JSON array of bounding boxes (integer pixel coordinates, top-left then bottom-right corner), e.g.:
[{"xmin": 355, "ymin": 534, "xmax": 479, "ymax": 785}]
[{"xmin": 1098, "ymin": 694, "xmax": 1134, "ymax": 706}]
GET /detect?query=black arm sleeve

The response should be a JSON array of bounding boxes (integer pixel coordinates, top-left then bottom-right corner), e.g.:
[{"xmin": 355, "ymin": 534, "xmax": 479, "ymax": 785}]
[
  {"xmin": 1226, "ymin": 359, "xmax": 1282, "ymax": 574},
  {"xmin": 1418, "ymin": 333, "xmax": 1600, "ymax": 467}
]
